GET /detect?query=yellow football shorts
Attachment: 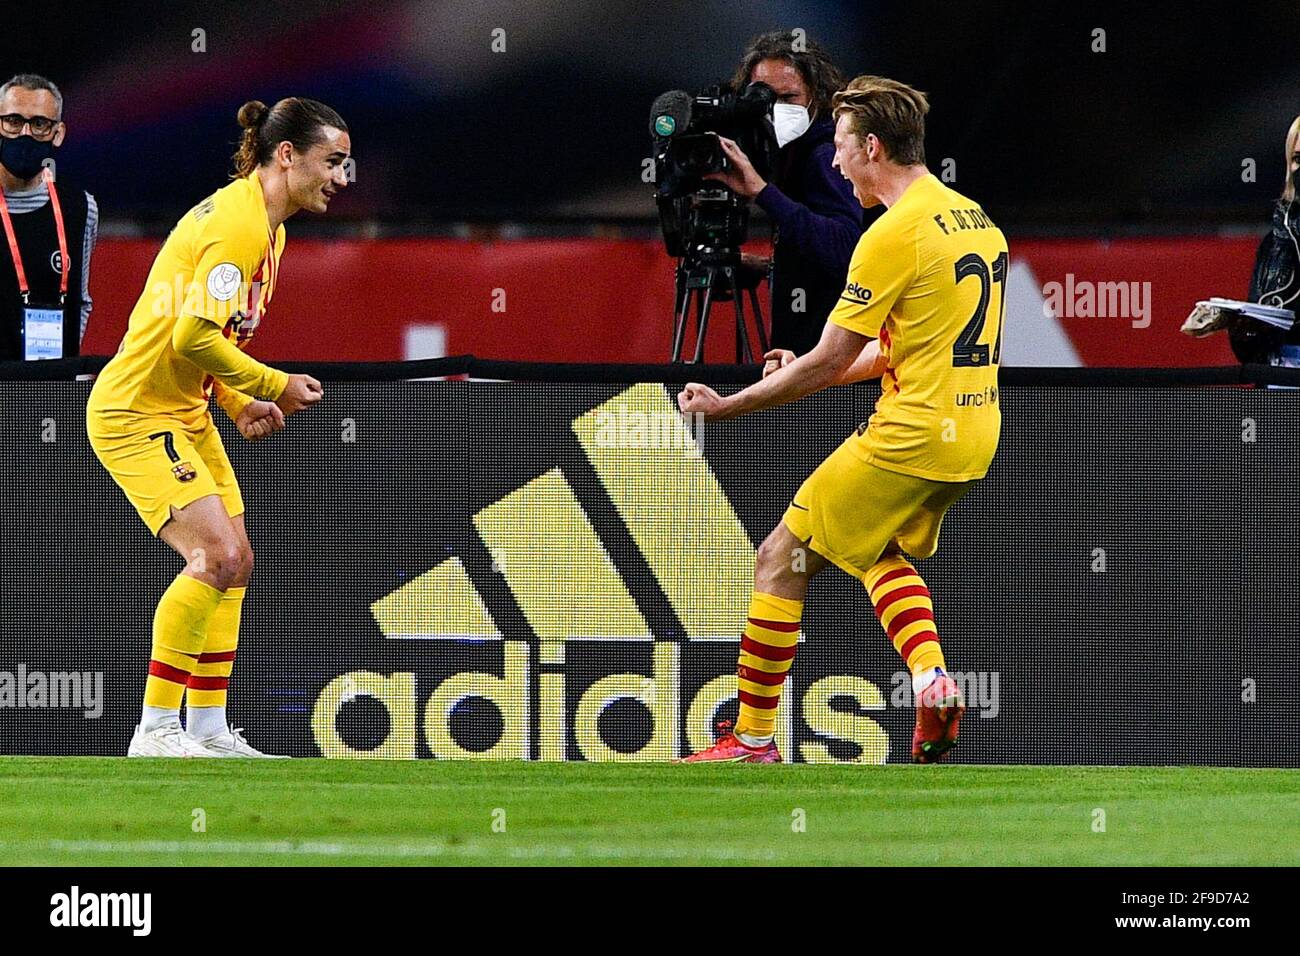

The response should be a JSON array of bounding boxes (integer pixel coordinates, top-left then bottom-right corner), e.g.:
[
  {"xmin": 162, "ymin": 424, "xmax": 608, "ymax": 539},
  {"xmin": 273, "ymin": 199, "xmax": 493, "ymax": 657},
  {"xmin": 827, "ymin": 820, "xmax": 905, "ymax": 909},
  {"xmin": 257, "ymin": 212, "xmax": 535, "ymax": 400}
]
[
  {"xmin": 87, "ymin": 412, "xmax": 245, "ymax": 537},
  {"xmin": 782, "ymin": 436, "xmax": 975, "ymax": 582}
]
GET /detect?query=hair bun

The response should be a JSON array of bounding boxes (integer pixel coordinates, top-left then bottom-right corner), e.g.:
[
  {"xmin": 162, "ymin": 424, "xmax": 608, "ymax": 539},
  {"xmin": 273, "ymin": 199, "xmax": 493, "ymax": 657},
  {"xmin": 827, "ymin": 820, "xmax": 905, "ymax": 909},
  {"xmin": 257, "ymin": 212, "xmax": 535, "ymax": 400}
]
[{"xmin": 237, "ymin": 100, "xmax": 269, "ymax": 130}]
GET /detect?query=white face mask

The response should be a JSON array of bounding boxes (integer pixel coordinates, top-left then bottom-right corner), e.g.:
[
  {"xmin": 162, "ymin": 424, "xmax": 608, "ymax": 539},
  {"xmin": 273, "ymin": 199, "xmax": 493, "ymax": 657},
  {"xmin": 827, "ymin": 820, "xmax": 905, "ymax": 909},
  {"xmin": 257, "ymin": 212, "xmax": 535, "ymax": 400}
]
[{"xmin": 772, "ymin": 103, "xmax": 811, "ymax": 148}]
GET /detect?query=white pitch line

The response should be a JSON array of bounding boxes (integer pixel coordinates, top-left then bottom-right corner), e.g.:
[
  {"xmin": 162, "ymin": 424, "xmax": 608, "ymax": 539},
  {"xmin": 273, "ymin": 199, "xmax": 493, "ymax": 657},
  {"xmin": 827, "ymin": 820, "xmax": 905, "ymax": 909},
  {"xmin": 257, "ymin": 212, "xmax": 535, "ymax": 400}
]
[{"xmin": 0, "ymin": 839, "xmax": 781, "ymax": 862}]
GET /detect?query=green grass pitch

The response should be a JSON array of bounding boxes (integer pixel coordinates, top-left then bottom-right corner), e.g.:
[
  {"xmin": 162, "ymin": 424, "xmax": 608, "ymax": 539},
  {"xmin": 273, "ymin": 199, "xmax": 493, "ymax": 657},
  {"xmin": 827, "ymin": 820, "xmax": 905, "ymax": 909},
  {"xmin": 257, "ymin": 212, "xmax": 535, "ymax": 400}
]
[{"xmin": 1, "ymin": 759, "xmax": 1296, "ymax": 866}]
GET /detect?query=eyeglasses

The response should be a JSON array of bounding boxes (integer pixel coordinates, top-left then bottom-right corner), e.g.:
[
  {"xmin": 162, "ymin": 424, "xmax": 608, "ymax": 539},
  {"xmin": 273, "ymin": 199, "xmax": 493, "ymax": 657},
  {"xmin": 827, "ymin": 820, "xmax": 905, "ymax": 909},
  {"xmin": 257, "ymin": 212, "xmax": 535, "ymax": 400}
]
[{"xmin": 0, "ymin": 114, "xmax": 60, "ymax": 139}]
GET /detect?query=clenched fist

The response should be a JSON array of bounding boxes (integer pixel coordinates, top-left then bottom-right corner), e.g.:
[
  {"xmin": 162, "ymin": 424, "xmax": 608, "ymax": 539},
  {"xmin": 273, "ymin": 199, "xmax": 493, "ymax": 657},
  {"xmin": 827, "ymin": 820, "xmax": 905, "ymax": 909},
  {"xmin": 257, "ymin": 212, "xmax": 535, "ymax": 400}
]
[
  {"xmin": 236, "ymin": 400, "xmax": 286, "ymax": 441},
  {"xmin": 275, "ymin": 373, "xmax": 324, "ymax": 416},
  {"xmin": 677, "ymin": 382, "xmax": 729, "ymax": 420},
  {"xmin": 762, "ymin": 348, "xmax": 796, "ymax": 378}
]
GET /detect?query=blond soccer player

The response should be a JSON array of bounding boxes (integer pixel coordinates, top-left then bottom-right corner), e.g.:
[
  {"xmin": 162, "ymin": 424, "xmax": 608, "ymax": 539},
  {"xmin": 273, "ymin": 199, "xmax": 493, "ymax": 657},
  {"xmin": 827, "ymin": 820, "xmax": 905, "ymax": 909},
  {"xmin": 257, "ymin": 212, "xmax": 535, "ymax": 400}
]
[
  {"xmin": 678, "ymin": 76, "xmax": 1007, "ymax": 764},
  {"xmin": 87, "ymin": 98, "xmax": 350, "ymax": 757}
]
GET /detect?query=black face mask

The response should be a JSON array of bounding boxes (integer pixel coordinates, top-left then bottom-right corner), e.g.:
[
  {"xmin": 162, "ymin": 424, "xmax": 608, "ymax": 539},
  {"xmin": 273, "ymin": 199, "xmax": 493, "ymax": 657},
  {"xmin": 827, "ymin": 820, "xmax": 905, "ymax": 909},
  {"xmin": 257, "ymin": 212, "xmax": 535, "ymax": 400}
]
[{"xmin": 0, "ymin": 134, "xmax": 56, "ymax": 181}]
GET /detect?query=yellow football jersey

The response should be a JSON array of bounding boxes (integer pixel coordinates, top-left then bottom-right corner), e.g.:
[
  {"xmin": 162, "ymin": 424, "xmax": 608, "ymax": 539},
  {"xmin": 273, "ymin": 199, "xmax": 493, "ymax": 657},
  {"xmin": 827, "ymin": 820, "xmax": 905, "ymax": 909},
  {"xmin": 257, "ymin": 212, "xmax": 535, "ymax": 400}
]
[
  {"xmin": 828, "ymin": 173, "xmax": 1007, "ymax": 482},
  {"xmin": 88, "ymin": 172, "xmax": 285, "ymax": 426}
]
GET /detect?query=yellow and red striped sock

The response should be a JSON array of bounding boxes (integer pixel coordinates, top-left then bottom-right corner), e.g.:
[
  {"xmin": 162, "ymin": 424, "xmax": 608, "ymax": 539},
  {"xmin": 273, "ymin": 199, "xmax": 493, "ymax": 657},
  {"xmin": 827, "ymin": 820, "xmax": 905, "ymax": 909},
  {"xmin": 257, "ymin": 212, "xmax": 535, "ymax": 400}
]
[
  {"xmin": 734, "ymin": 591, "xmax": 803, "ymax": 741},
  {"xmin": 186, "ymin": 586, "xmax": 243, "ymax": 708},
  {"xmin": 865, "ymin": 553, "xmax": 946, "ymax": 677},
  {"xmin": 143, "ymin": 574, "xmax": 224, "ymax": 710}
]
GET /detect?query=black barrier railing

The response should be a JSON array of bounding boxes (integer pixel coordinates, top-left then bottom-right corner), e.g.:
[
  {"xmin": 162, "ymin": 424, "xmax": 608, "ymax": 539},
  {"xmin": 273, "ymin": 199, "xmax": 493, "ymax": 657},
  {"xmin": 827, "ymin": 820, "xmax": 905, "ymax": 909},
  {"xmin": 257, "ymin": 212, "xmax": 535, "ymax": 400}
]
[{"xmin": 4, "ymin": 354, "xmax": 1300, "ymax": 387}]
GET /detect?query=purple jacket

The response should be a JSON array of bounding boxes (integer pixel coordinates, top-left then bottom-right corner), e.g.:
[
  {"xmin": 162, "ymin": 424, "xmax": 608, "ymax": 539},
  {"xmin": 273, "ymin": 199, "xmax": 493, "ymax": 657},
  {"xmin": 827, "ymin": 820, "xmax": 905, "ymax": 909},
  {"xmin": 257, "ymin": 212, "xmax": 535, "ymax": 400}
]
[{"xmin": 755, "ymin": 116, "xmax": 868, "ymax": 354}]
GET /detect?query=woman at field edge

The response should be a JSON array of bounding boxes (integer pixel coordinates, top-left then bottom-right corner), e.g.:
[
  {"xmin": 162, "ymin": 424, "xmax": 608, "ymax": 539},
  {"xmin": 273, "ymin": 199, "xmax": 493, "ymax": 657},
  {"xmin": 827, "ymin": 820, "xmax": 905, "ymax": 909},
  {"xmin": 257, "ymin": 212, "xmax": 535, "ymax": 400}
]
[{"xmin": 1226, "ymin": 114, "xmax": 1300, "ymax": 365}]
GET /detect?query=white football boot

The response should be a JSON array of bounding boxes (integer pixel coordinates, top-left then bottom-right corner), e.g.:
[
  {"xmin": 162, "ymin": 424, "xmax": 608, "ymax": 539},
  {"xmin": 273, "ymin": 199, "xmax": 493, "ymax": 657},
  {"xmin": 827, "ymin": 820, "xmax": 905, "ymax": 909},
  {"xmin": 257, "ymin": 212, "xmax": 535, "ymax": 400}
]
[
  {"xmin": 127, "ymin": 722, "xmax": 212, "ymax": 757},
  {"xmin": 189, "ymin": 726, "xmax": 290, "ymax": 758}
]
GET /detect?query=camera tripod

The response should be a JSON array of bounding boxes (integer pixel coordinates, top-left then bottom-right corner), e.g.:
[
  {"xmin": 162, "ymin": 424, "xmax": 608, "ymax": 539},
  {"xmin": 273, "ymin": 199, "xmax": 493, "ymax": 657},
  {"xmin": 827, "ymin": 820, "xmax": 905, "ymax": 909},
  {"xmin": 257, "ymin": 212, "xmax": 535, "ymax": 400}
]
[{"xmin": 669, "ymin": 254, "xmax": 769, "ymax": 364}]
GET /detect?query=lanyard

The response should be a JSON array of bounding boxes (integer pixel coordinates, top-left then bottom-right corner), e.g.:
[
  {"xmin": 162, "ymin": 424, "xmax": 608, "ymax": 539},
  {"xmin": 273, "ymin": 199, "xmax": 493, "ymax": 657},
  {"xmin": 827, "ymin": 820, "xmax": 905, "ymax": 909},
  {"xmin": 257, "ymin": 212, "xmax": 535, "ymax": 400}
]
[{"xmin": 0, "ymin": 167, "xmax": 69, "ymax": 304}]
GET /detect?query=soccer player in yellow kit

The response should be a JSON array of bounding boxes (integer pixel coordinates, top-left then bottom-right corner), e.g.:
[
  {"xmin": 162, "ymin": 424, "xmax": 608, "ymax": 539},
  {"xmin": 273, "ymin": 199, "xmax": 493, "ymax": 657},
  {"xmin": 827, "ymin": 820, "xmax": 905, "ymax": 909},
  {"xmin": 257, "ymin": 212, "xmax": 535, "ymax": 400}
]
[
  {"xmin": 87, "ymin": 98, "xmax": 349, "ymax": 757},
  {"xmin": 679, "ymin": 76, "xmax": 1007, "ymax": 763}
]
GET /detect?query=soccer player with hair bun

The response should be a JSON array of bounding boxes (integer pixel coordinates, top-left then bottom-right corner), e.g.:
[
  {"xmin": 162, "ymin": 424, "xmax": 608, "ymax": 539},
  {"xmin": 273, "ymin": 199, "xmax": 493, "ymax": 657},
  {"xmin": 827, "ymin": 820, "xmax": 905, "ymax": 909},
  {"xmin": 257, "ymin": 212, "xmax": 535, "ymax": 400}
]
[{"xmin": 87, "ymin": 97, "xmax": 350, "ymax": 757}]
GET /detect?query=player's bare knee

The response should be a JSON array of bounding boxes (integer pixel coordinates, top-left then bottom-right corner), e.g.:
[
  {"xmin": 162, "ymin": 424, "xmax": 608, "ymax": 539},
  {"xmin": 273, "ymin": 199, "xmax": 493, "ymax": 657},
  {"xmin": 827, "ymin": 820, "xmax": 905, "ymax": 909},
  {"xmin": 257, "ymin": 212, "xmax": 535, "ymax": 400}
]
[
  {"xmin": 754, "ymin": 533, "xmax": 801, "ymax": 592},
  {"xmin": 201, "ymin": 541, "xmax": 245, "ymax": 590},
  {"xmin": 754, "ymin": 533, "xmax": 784, "ymax": 577}
]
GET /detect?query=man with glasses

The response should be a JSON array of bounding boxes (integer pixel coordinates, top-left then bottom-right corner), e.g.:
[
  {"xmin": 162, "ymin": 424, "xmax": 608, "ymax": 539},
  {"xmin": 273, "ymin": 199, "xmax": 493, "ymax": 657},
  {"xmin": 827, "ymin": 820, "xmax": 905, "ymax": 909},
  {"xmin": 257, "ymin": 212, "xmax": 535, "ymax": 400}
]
[{"xmin": 0, "ymin": 74, "xmax": 97, "ymax": 362}]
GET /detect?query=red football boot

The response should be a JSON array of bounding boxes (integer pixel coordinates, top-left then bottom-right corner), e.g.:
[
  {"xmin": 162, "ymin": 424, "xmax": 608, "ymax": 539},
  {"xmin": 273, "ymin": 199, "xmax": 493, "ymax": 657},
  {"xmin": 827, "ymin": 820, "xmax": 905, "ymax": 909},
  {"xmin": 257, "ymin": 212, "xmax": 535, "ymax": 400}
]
[
  {"xmin": 912, "ymin": 671, "xmax": 965, "ymax": 763},
  {"xmin": 679, "ymin": 721, "xmax": 782, "ymax": 764}
]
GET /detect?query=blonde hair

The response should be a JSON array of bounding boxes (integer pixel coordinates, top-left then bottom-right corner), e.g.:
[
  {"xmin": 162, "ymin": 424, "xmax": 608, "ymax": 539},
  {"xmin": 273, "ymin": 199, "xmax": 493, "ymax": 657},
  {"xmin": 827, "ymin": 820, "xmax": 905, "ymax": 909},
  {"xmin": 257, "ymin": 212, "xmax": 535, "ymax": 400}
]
[
  {"xmin": 831, "ymin": 75, "xmax": 929, "ymax": 165},
  {"xmin": 1284, "ymin": 114, "xmax": 1300, "ymax": 204}
]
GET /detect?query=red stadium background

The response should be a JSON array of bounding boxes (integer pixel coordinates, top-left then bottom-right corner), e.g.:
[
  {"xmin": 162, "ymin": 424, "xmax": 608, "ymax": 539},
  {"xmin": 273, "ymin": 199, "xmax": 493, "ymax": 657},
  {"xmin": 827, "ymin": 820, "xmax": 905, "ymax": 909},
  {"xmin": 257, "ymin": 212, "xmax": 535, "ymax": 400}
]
[{"xmin": 80, "ymin": 237, "xmax": 1251, "ymax": 367}]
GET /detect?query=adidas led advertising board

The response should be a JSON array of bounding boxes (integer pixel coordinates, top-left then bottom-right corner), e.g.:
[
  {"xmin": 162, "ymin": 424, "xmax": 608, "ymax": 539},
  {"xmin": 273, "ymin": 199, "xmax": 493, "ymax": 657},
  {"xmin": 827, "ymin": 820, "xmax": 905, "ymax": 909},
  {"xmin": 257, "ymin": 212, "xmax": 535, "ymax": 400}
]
[{"xmin": 2, "ymin": 380, "xmax": 1296, "ymax": 765}]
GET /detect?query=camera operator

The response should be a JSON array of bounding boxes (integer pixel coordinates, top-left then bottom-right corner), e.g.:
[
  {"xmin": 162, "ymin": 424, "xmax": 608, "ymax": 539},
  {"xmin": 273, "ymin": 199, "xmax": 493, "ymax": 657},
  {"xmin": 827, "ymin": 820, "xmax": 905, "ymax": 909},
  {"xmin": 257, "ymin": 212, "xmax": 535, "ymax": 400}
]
[
  {"xmin": 0, "ymin": 74, "xmax": 97, "ymax": 362},
  {"xmin": 1226, "ymin": 114, "xmax": 1300, "ymax": 365},
  {"xmin": 705, "ymin": 31, "xmax": 865, "ymax": 355}
]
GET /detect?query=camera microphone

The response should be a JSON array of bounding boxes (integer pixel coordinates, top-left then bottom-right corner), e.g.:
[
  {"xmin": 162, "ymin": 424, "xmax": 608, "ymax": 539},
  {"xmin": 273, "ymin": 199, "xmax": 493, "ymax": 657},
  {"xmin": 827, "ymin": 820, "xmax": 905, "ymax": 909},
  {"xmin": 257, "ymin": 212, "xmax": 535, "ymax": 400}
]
[{"xmin": 649, "ymin": 90, "xmax": 692, "ymax": 138}]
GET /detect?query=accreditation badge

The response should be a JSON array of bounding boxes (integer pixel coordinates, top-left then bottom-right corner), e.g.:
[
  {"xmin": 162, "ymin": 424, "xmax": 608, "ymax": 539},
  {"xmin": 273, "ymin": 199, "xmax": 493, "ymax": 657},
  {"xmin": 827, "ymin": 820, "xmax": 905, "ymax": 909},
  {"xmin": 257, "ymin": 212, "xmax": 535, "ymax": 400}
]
[{"xmin": 21, "ymin": 305, "xmax": 64, "ymax": 361}]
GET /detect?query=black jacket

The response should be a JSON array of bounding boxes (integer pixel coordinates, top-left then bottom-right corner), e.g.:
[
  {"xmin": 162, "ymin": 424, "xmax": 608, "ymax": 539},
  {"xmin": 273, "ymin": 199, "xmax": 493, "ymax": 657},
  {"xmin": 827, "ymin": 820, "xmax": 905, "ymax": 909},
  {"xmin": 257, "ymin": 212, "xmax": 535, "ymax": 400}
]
[{"xmin": 1229, "ymin": 199, "xmax": 1300, "ymax": 364}]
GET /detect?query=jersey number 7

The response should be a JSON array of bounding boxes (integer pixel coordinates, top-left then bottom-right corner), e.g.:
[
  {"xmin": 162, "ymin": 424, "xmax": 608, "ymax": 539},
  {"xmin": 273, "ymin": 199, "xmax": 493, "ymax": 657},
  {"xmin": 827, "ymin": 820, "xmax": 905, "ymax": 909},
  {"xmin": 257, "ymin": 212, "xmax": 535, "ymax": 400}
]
[{"xmin": 951, "ymin": 251, "xmax": 1008, "ymax": 368}]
